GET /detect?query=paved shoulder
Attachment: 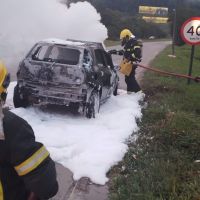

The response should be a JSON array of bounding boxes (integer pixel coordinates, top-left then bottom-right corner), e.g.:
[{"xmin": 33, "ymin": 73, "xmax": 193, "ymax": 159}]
[
  {"xmin": 51, "ymin": 163, "xmax": 108, "ymax": 200},
  {"xmin": 50, "ymin": 164, "xmax": 74, "ymax": 200}
]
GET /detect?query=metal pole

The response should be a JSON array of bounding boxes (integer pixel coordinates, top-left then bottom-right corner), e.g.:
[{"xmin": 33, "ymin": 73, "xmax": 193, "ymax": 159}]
[
  {"xmin": 172, "ymin": 8, "xmax": 177, "ymax": 56},
  {"xmin": 187, "ymin": 45, "xmax": 195, "ymax": 85}
]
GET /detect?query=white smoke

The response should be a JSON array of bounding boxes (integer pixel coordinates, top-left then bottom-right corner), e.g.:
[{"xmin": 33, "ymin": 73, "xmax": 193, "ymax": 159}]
[{"xmin": 0, "ymin": 0, "xmax": 108, "ymax": 79}]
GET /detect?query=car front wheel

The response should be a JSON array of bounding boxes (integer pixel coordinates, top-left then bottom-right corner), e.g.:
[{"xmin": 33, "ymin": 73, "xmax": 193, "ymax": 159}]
[{"xmin": 85, "ymin": 91, "xmax": 100, "ymax": 119}]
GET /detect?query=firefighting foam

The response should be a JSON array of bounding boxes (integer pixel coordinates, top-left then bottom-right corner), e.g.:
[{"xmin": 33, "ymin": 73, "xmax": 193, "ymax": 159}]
[{"xmin": 6, "ymin": 82, "xmax": 144, "ymax": 185}]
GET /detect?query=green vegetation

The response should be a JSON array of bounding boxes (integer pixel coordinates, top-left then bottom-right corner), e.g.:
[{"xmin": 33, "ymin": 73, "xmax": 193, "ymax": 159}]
[{"xmin": 109, "ymin": 45, "xmax": 200, "ymax": 200}]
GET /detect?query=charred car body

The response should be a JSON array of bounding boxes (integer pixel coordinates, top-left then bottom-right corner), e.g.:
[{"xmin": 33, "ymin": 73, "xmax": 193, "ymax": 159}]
[{"xmin": 14, "ymin": 38, "xmax": 119, "ymax": 118}]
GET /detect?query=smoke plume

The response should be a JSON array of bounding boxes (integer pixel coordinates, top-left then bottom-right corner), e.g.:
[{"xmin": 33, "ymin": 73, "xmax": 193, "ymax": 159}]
[{"xmin": 0, "ymin": 0, "xmax": 108, "ymax": 79}]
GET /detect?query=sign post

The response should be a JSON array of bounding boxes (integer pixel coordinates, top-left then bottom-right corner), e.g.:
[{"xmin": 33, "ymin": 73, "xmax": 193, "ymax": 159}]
[
  {"xmin": 180, "ymin": 17, "xmax": 200, "ymax": 84},
  {"xmin": 188, "ymin": 45, "xmax": 195, "ymax": 84},
  {"xmin": 172, "ymin": 9, "xmax": 177, "ymax": 56}
]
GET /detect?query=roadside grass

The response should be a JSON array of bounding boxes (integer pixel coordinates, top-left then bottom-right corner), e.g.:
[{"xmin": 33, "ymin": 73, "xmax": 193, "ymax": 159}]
[{"xmin": 108, "ymin": 45, "xmax": 200, "ymax": 200}]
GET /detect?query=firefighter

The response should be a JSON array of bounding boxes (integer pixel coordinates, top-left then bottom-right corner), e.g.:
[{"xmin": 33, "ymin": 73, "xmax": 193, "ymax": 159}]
[
  {"xmin": 109, "ymin": 29, "xmax": 142, "ymax": 93},
  {"xmin": 0, "ymin": 61, "xmax": 58, "ymax": 199}
]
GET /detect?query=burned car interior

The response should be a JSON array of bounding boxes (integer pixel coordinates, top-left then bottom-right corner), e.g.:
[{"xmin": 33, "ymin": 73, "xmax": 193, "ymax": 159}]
[
  {"xmin": 14, "ymin": 38, "xmax": 119, "ymax": 118},
  {"xmin": 32, "ymin": 45, "xmax": 81, "ymax": 65}
]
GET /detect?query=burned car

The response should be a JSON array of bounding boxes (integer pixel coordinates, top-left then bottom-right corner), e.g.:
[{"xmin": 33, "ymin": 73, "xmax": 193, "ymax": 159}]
[{"xmin": 14, "ymin": 38, "xmax": 119, "ymax": 118}]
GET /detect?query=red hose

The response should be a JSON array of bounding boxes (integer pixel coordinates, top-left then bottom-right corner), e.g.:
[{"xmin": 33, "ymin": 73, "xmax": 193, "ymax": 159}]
[{"xmin": 137, "ymin": 63, "xmax": 200, "ymax": 83}]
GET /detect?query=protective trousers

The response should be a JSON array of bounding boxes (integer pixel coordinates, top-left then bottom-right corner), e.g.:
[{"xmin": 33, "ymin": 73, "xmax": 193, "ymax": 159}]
[{"xmin": 125, "ymin": 65, "xmax": 141, "ymax": 93}]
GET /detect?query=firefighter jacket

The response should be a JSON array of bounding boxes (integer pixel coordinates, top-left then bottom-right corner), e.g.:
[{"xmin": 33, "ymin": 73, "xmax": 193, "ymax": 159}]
[
  {"xmin": 123, "ymin": 37, "xmax": 142, "ymax": 62},
  {"xmin": 0, "ymin": 110, "xmax": 58, "ymax": 200},
  {"xmin": 108, "ymin": 37, "xmax": 142, "ymax": 62}
]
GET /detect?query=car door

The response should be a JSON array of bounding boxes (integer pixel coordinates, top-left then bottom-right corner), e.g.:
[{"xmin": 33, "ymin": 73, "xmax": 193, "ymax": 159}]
[
  {"xmin": 94, "ymin": 49, "xmax": 112, "ymax": 99},
  {"xmin": 103, "ymin": 51, "xmax": 118, "ymax": 97}
]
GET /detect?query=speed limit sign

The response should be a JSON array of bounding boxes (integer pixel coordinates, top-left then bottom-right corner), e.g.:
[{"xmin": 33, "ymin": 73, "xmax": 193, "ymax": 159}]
[{"xmin": 180, "ymin": 17, "xmax": 200, "ymax": 45}]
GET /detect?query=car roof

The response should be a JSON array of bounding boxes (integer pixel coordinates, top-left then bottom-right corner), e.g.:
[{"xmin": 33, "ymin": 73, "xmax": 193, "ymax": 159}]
[
  {"xmin": 38, "ymin": 38, "xmax": 104, "ymax": 50},
  {"xmin": 66, "ymin": 39, "xmax": 104, "ymax": 49}
]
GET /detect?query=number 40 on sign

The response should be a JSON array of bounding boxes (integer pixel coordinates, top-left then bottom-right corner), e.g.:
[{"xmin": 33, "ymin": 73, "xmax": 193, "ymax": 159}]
[{"xmin": 180, "ymin": 17, "xmax": 200, "ymax": 45}]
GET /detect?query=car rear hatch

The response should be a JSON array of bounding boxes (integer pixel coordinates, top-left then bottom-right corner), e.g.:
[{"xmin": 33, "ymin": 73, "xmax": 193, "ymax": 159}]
[
  {"xmin": 19, "ymin": 43, "xmax": 85, "ymax": 86},
  {"xmin": 18, "ymin": 43, "xmax": 87, "ymax": 104}
]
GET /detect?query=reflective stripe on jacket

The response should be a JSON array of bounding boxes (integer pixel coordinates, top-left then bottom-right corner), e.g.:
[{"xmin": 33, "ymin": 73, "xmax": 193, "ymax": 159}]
[
  {"xmin": 0, "ymin": 180, "xmax": 3, "ymax": 200},
  {"xmin": 14, "ymin": 146, "xmax": 49, "ymax": 176}
]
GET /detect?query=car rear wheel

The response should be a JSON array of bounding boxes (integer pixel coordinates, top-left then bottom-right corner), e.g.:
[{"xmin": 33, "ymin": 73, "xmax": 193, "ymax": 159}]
[
  {"xmin": 13, "ymin": 84, "xmax": 29, "ymax": 108},
  {"xmin": 85, "ymin": 91, "xmax": 100, "ymax": 119}
]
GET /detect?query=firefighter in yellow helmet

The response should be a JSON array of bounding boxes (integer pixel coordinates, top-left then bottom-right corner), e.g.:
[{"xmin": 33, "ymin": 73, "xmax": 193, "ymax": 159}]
[
  {"xmin": 0, "ymin": 61, "xmax": 58, "ymax": 200},
  {"xmin": 109, "ymin": 29, "xmax": 143, "ymax": 93},
  {"xmin": 0, "ymin": 61, "xmax": 10, "ymax": 103},
  {"xmin": 120, "ymin": 29, "xmax": 133, "ymax": 46}
]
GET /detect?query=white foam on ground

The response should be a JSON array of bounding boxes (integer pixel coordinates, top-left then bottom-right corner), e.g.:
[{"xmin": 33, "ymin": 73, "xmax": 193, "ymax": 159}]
[{"xmin": 6, "ymin": 82, "xmax": 144, "ymax": 185}]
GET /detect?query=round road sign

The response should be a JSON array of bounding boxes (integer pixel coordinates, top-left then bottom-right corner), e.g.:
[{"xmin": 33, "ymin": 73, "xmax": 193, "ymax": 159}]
[{"xmin": 180, "ymin": 17, "xmax": 200, "ymax": 45}]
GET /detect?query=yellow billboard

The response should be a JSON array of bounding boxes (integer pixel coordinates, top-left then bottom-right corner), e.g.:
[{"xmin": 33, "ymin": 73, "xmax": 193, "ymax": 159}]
[
  {"xmin": 139, "ymin": 6, "xmax": 168, "ymax": 17},
  {"xmin": 142, "ymin": 16, "xmax": 169, "ymax": 24}
]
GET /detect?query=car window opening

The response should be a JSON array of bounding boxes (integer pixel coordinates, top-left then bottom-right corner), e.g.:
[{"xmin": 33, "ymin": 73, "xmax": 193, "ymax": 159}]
[
  {"xmin": 83, "ymin": 49, "xmax": 93, "ymax": 70},
  {"xmin": 94, "ymin": 49, "xmax": 107, "ymax": 67},
  {"xmin": 32, "ymin": 45, "xmax": 80, "ymax": 65}
]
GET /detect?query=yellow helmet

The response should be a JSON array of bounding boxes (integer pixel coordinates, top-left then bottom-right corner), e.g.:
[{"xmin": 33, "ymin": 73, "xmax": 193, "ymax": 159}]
[
  {"xmin": 0, "ymin": 61, "xmax": 10, "ymax": 96},
  {"xmin": 120, "ymin": 29, "xmax": 133, "ymax": 40}
]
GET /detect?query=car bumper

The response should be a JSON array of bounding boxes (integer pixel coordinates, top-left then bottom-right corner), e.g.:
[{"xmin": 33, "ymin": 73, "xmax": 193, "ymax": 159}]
[{"xmin": 20, "ymin": 83, "xmax": 86, "ymax": 106}]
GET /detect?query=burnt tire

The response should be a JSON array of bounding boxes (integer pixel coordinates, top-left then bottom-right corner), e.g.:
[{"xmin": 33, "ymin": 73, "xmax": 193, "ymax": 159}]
[
  {"xmin": 13, "ymin": 85, "xmax": 29, "ymax": 108},
  {"xmin": 85, "ymin": 91, "xmax": 100, "ymax": 119}
]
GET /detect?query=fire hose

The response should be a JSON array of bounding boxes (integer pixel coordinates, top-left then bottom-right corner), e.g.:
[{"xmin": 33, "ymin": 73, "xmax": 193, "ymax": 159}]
[
  {"xmin": 108, "ymin": 50, "xmax": 200, "ymax": 83},
  {"xmin": 136, "ymin": 63, "xmax": 200, "ymax": 83}
]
